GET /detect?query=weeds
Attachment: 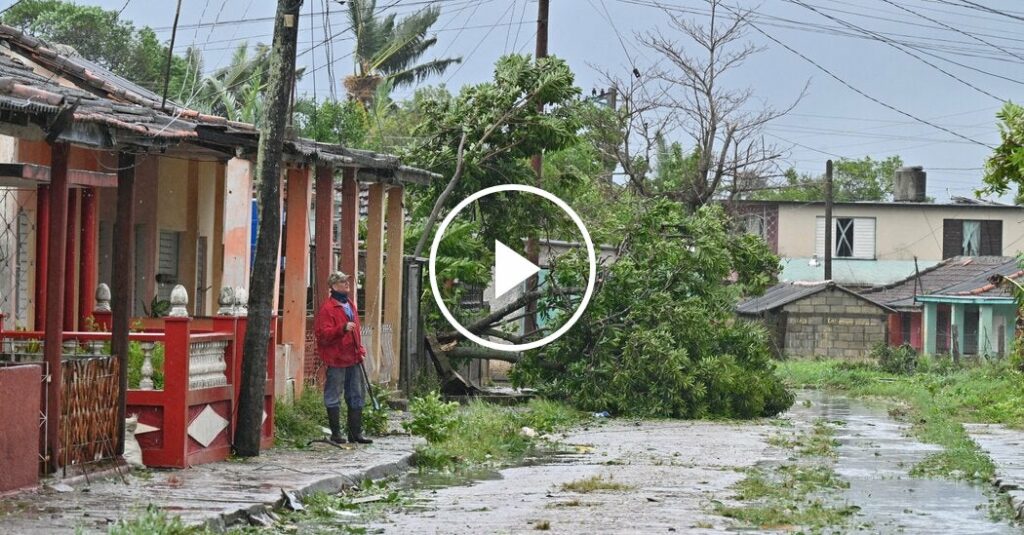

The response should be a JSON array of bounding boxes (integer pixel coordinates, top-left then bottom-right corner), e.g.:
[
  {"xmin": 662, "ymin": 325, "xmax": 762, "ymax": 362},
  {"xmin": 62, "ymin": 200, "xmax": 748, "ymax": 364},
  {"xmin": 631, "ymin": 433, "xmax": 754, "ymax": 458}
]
[
  {"xmin": 718, "ymin": 419, "xmax": 855, "ymax": 531},
  {"xmin": 107, "ymin": 504, "xmax": 207, "ymax": 535},
  {"xmin": 274, "ymin": 385, "xmax": 390, "ymax": 448},
  {"xmin": 560, "ymin": 475, "xmax": 634, "ymax": 493},
  {"xmin": 777, "ymin": 359, "xmax": 1013, "ymax": 482},
  {"xmin": 411, "ymin": 397, "xmax": 583, "ymax": 471}
]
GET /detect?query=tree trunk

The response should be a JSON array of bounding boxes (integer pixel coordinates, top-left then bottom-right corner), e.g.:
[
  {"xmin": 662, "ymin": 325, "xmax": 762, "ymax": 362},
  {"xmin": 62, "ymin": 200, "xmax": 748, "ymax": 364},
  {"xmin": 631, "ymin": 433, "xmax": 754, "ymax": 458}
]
[{"xmin": 234, "ymin": 0, "xmax": 303, "ymax": 457}]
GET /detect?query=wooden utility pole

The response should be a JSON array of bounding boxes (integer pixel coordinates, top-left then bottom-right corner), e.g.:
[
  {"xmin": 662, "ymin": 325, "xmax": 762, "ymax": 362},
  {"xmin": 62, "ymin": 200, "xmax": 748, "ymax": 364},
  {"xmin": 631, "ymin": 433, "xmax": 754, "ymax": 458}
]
[
  {"xmin": 111, "ymin": 151, "xmax": 136, "ymax": 456},
  {"xmin": 525, "ymin": 0, "xmax": 549, "ymax": 335},
  {"xmin": 235, "ymin": 0, "xmax": 303, "ymax": 457},
  {"xmin": 824, "ymin": 159, "xmax": 833, "ymax": 281}
]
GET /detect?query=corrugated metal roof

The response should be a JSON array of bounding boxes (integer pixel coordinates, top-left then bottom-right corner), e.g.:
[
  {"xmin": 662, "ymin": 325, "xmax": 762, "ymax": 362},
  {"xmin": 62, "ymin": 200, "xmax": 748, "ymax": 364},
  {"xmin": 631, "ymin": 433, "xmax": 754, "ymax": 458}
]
[
  {"xmin": 861, "ymin": 256, "xmax": 1019, "ymax": 309},
  {"xmin": 738, "ymin": 281, "xmax": 894, "ymax": 314},
  {"xmin": 736, "ymin": 282, "xmax": 830, "ymax": 314}
]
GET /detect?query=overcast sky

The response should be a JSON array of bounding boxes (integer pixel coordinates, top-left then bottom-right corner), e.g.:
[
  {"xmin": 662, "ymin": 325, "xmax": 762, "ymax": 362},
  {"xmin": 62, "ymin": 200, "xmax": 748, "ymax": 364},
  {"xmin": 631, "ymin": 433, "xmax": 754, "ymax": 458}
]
[{"xmin": 80, "ymin": 0, "xmax": 1024, "ymax": 200}]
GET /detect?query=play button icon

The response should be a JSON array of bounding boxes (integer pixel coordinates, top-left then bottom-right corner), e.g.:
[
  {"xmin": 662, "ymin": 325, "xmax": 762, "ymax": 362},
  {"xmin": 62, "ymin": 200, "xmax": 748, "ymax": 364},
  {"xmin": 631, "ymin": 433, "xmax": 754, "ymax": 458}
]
[
  {"xmin": 429, "ymin": 184, "xmax": 596, "ymax": 352},
  {"xmin": 493, "ymin": 240, "xmax": 540, "ymax": 299}
]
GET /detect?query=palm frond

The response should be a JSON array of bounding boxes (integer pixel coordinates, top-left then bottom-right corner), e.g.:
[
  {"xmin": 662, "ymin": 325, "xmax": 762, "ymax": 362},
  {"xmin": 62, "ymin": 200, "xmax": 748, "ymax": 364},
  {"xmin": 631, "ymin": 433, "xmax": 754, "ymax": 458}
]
[{"xmin": 385, "ymin": 57, "xmax": 462, "ymax": 89}]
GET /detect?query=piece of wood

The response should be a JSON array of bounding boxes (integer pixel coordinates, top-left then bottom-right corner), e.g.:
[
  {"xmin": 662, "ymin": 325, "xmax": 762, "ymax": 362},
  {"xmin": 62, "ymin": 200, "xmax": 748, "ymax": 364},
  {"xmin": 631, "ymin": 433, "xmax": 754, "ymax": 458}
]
[
  {"xmin": 313, "ymin": 165, "xmax": 334, "ymax": 303},
  {"xmin": 63, "ymin": 188, "xmax": 78, "ymax": 330},
  {"xmin": 364, "ymin": 183, "xmax": 386, "ymax": 381},
  {"xmin": 78, "ymin": 187, "xmax": 97, "ymax": 328},
  {"xmin": 282, "ymin": 167, "xmax": 312, "ymax": 392},
  {"xmin": 111, "ymin": 150, "xmax": 136, "ymax": 456},
  {"xmin": 339, "ymin": 168, "xmax": 358, "ymax": 298},
  {"xmin": 425, "ymin": 335, "xmax": 478, "ymax": 396},
  {"xmin": 43, "ymin": 141, "xmax": 69, "ymax": 473},
  {"xmin": 383, "ymin": 185, "xmax": 404, "ymax": 385}
]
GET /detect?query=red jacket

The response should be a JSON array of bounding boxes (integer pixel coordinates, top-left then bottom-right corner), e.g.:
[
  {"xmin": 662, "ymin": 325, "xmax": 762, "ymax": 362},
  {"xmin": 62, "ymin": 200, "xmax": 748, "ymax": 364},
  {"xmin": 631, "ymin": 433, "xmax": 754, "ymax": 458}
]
[{"xmin": 314, "ymin": 297, "xmax": 366, "ymax": 368}]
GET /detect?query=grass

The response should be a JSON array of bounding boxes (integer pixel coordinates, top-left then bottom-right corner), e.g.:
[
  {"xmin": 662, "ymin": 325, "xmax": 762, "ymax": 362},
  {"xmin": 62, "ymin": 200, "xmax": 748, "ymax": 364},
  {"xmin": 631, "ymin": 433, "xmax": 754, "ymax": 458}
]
[
  {"xmin": 106, "ymin": 504, "xmax": 209, "ymax": 535},
  {"xmin": 559, "ymin": 475, "xmax": 634, "ymax": 493},
  {"xmin": 412, "ymin": 398, "xmax": 584, "ymax": 471},
  {"xmin": 776, "ymin": 358, "xmax": 1024, "ymax": 481},
  {"xmin": 273, "ymin": 385, "xmax": 390, "ymax": 448},
  {"xmin": 717, "ymin": 419, "xmax": 858, "ymax": 531}
]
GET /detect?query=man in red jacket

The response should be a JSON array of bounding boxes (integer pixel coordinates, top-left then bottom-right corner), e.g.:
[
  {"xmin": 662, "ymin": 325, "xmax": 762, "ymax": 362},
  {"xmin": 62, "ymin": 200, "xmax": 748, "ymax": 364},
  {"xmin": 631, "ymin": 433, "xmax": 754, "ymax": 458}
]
[{"xmin": 314, "ymin": 271, "xmax": 372, "ymax": 444}]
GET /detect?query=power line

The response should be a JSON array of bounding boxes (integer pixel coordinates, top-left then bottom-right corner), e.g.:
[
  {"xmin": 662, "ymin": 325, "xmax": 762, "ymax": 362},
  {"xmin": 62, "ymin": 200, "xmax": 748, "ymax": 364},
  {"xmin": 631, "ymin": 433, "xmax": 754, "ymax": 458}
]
[
  {"xmin": 787, "ymin": 0, "xmax": 1008, "ymax": 102},
  {"xmin": 877, "ymin": 0, "xmax": 1024, "ymax": 64},
  {"xmin": 705, "ymin": 2, "xmax": 993, "ymax": 149}
]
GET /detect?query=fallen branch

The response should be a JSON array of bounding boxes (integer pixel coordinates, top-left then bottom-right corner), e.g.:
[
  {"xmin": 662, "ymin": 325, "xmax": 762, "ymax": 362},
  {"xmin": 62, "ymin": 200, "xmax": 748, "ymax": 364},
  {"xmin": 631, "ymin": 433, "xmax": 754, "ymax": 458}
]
[{"xmin": 436, "ymin": 286, "xmax": 582, "ymax": 343}]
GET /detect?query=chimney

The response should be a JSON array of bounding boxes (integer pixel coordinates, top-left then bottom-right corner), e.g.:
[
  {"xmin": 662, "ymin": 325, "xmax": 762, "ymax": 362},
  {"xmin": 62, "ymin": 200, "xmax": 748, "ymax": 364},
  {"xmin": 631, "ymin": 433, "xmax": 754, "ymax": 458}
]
[{"xmin": 893, "ymin": 166, "xmax": 927, "ymax": 202}]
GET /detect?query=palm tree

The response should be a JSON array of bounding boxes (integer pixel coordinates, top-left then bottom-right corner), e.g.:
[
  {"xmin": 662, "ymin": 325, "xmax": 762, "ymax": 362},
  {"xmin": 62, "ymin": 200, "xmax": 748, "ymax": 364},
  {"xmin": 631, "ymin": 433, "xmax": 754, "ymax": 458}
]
[{"xmin": 344, "ymin": 0, "xmax": 461, "ymax": 105}]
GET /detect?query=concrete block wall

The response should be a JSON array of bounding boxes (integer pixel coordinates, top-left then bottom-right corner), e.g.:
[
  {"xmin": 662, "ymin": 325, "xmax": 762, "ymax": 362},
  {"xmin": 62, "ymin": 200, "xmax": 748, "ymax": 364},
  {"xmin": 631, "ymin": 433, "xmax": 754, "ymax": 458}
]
[{"xmin": 782, "ymin": 288, "xmax": 888, "ymax": 359}]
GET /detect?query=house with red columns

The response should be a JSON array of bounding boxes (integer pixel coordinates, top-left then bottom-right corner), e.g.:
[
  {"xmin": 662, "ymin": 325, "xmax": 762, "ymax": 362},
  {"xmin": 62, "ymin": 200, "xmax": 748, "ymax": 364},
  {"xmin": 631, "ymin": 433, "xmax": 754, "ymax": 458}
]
[{"xmin": 0, "ymin": 25, "xmax": 434, "ymax": 494}]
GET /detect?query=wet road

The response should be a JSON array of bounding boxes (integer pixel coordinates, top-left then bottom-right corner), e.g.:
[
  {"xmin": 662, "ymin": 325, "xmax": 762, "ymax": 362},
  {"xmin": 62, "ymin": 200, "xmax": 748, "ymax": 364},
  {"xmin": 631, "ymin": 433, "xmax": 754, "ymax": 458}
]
[
  {"xmin": 795, "ymin": 392, "xmax": 1018, "ymax": 534},
  {"xmin": 360, "ymin": 392, "xmax": 1021, "ymax": 534}
]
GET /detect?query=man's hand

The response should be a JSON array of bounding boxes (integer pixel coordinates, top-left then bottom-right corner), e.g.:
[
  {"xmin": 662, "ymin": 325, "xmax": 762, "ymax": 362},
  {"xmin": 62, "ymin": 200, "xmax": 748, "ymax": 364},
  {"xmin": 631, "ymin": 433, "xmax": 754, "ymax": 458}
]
[{"xmin": 345, "ymin": 321, "xmax": 355, "ymax": 332}]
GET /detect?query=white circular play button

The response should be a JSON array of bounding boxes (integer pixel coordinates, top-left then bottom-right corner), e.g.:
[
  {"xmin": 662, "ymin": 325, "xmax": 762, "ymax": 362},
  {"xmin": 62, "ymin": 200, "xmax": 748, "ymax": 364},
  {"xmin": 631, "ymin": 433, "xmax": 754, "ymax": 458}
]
[{"xmin": 428, "ymin": 184, "xmax": 597, "ymax": 352}]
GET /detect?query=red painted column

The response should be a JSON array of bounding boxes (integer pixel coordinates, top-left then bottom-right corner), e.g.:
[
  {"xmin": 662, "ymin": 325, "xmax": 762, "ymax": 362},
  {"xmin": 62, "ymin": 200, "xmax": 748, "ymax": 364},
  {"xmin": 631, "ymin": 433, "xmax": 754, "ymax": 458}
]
[
  {"xmin": 314, "ymin": 166, "xmax": 334, "ymax": 303},
  {"xmin": 43, "ymin": 143, "xmax": 69, "ymax": 474},
  {"xmin": 34, "ymin": 185, "xmax": 49, "ymax": 330},
  {"xmin": 340, "ymin": 168, "xmax": 359, "ymax": 308},
  {"xmin": 162, "ymin": 316, "xmax": 191, "ymax": 468},
  {"xmin": 63, "ymin": 189, "xmax": 79, "ymax": 331},
  {"xmin": 78, "ymin": 187, "xmax": 97, "ymax": 329}
]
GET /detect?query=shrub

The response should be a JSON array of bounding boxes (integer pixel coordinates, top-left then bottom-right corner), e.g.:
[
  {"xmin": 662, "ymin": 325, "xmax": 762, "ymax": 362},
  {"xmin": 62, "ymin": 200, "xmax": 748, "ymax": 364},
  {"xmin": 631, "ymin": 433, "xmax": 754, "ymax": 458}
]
[
  {"xmin": 127, "ymin": 342, "xmax": 164, "ymax": 389},
  {"xmin": 513, "ymin": 202, "xmax": 793, "ymax": 419},
  {"xmin": 274, "ymin": 387, "xmax": 327, "ymax": 448},
  {"xmin": 873, "ymin": 343, "xmax": 917, "ymax": 375},
  {"xmin": 403, "ymin": 391, "xmax": 459, "ymax": 443},
  {"xmin": 362, "ymin": 383, "xmax": 391, "ymax": 436}
]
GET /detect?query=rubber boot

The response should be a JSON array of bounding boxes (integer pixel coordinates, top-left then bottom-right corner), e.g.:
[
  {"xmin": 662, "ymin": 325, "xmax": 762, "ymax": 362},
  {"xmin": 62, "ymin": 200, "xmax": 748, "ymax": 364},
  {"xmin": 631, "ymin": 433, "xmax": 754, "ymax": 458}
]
[
  {"xmin": 347, "ymin": 407, "xmax": 373, "ymax": 444},
  {"xmin": 327, "ymin": 407, "xmax": 346, "ymax": 444}
]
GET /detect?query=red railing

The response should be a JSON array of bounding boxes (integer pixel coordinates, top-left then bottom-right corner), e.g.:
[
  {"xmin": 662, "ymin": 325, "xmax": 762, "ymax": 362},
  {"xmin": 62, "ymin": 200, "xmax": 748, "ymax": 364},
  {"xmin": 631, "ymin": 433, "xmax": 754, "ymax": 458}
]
[{"xmin": 0, "ymin": 314, "xmax": 275, "ymax": 470}]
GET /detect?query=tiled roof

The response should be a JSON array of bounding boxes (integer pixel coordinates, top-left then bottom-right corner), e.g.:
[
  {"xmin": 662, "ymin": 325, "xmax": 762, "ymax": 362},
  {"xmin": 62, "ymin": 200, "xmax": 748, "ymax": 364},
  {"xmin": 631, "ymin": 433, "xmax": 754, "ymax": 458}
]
[
  {"xmin": 0, "ymin": 25, "xmax": 438, "ymax": 183},
  {"xmin": 737, "ymin": 281, "xmax": 893, "ymax": 314},
  {"xmin": 861, "ymin": 256, "xmax": 1020, "ymax": 309}
]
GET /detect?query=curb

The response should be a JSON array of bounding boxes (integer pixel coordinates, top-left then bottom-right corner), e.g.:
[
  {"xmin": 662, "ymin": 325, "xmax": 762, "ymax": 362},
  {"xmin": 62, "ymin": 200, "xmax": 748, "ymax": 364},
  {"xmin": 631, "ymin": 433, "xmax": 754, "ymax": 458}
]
[
  {"xmin": 200, "ymin": 451, "xmax": 417, "ymax": 532},
  {"xmin": 991, "ymin": 476, "xmax": 1024, "ymax": 520}
]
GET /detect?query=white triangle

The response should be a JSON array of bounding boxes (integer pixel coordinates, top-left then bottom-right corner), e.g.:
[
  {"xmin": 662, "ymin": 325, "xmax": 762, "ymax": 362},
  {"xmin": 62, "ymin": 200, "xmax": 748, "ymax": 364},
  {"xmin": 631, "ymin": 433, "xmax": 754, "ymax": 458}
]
[{"xmin": 494, "ymin": 240, "xmax": 540, "ymax": 299}]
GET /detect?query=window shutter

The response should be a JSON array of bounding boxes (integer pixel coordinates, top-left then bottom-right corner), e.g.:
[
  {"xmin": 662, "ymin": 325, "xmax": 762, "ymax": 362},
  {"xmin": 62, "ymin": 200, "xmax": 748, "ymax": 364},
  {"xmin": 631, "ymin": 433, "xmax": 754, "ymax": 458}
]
[
  {"xmin": 853, "ymin": 218, "xmax": 875, "ymax": 259},
  {"xmin": 980, "ymin": 220, "xmax": 1002, "ymax": 255},
  {"xmin": 815, "ymin": 216, "xmax": 825, "ymax": 257},
  {"xmin": 942, "ymin": 219, "xmax": 962, "ymax": 259}
]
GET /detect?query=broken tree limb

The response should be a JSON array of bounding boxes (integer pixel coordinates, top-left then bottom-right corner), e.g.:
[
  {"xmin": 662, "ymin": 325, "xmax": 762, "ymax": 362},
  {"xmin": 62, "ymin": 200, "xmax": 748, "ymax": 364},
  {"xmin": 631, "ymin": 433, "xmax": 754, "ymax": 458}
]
[
  {"xmin": 436, "ymin": 286, "xmax": 582, "ymax": 343},
  {"xmin": 426, "ymin": 334, "xmax": 479, "ymax": 395},
  {"xmin": 448, "ymin": 346, "xmax": 523, "ymax": 363}
]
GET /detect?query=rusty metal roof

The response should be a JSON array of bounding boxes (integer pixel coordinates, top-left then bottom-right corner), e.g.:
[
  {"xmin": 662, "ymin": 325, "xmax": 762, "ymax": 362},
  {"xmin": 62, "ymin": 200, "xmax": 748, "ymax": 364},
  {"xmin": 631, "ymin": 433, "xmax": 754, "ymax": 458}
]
[
  {"xmin": 0, "ymin": 25, "xmax": 438, "ymax": 183},
  {"xmin": 860, "ymin": 256, "xmax": 1020, "ymax": 309}
]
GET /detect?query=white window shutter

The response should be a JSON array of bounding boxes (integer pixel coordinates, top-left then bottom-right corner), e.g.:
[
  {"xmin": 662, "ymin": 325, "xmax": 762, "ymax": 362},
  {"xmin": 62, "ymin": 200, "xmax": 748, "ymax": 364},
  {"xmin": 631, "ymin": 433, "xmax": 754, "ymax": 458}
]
[
  {"xmin": 815, "ymin": 217, "xmax": 825, "ymax": 257},
  {"xmin": 853, "ymin": 218, "xmax": 875, "ymax": 259}
]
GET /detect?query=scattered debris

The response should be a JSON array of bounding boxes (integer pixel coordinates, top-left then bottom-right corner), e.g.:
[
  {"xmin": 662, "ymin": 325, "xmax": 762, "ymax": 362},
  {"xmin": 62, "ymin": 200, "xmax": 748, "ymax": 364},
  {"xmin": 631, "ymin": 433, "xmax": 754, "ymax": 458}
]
[
  {"xmin": 279, "ymin": 489, "xmax": 304, "ymax": 512},
  {"xmin": 520, "ymin": 426, "xmax": 538, "ymax": 438}
]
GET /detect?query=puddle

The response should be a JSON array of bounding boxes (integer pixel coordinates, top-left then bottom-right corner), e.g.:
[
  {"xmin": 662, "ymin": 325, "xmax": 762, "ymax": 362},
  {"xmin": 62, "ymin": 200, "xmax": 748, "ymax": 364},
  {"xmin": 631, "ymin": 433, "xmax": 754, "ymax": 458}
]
[{"xmin": 795, "ymin": 391, "xmax": 1017, "ymax": 534}]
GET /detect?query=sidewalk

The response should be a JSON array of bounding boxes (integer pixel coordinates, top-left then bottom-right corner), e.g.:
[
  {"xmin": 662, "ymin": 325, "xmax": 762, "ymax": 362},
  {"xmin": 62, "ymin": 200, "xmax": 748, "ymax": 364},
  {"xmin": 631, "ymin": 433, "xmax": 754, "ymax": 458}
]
[
  {"xmin": 965, "ymin": 423, "xmax": 1024, "ymax": 519},
  {"xmin": 0, "ymin": 436, "xmax": 421, "ymax": 534}
]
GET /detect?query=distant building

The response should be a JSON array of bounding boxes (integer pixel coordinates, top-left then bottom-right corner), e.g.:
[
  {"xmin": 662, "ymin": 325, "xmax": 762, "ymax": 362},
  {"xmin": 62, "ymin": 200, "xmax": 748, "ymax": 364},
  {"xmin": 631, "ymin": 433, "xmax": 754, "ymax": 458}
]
[{"xmin": 732, "ymin": 166, "xmax": 1024, "ymax": 287}]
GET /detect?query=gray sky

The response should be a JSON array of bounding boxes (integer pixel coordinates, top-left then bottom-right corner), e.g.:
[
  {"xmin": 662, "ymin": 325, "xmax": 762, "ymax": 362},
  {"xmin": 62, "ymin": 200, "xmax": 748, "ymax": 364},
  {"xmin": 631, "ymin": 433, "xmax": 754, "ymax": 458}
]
[{"xmin": 83, "ymin": 0, "xmax": 1024, "ymax": 200}]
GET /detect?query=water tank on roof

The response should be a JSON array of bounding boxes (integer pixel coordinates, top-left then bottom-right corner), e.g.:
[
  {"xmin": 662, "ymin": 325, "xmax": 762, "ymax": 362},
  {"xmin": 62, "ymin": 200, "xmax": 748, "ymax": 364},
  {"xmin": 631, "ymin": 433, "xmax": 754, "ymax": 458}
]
[{"xmin": 893, "ymin": 166, "xmax": 927, "ymax": 202}]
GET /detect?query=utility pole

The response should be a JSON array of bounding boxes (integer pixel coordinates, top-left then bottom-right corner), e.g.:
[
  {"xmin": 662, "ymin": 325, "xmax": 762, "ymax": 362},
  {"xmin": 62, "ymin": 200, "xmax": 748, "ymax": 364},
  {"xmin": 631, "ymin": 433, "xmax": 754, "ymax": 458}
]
[
  {"xmin": 824, "ymin": 159, "xmax": 833, "ymax": 281},
  {"xmin": 524, "ymin": 0, "xmax": 549, "ymax": 335},
  {"xmin": 235, "ymin": 0, "xmax": 303, "ymax": 457}
]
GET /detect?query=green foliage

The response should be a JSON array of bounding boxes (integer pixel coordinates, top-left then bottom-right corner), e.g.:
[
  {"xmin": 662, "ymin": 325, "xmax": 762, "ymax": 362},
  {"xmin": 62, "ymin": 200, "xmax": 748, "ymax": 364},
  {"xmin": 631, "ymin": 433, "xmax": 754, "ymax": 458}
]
[
  {"xmin": 293, "ymin": 98, "xmax": 370, "ymax": 147},
  {"xmin": 107, "ymin": 504, "xmax": 204, "ymax": 535},
  {"xmin": 872, "ymin": 343, "xmax": 918, "ymax": 375},
  {"xmin": 751, "ymin": 156, "xmax": 904, "ymax": 202},
  {"xmin": 405, "ymin": 54, "xmax": 582, "ymax": 250},
  {"xmin": 362, "ymin": 384, "xmax": 390, "ymax": 436},
  {"xmin": 274, "ymin": 387, "xmax": 328, "ymax": 448},
  {"xmin": 127, "ymin": 342, "xmax": 164, "ymax": 390},
  {"xmin": 346, "ymin": 0, "xmax": 461, "ymax": 93},
  {"xmin": 403, "ymin": 391, "xmax": 459, "ymax": 443},
  {"xmin": 777, "ymin": 359, "xmax": 1019, "ymax": 481},
  {"xmin": 514, "ymin": 201, "xmax": 791, "ymax": 419},
  {"xmin": 412, "ymin": 399, "xmax": 582, "ymax": 471},
  {"xmin": 982, "ymin": 102, "xmax": 1024, "ymax": 199},
  {"xmin": 2, "ymin": 1, "xmax": 170, "ymax": 91},
  {"xmin": 648, "ymin": 135, "xmax": 700, "ymax": 196}
]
